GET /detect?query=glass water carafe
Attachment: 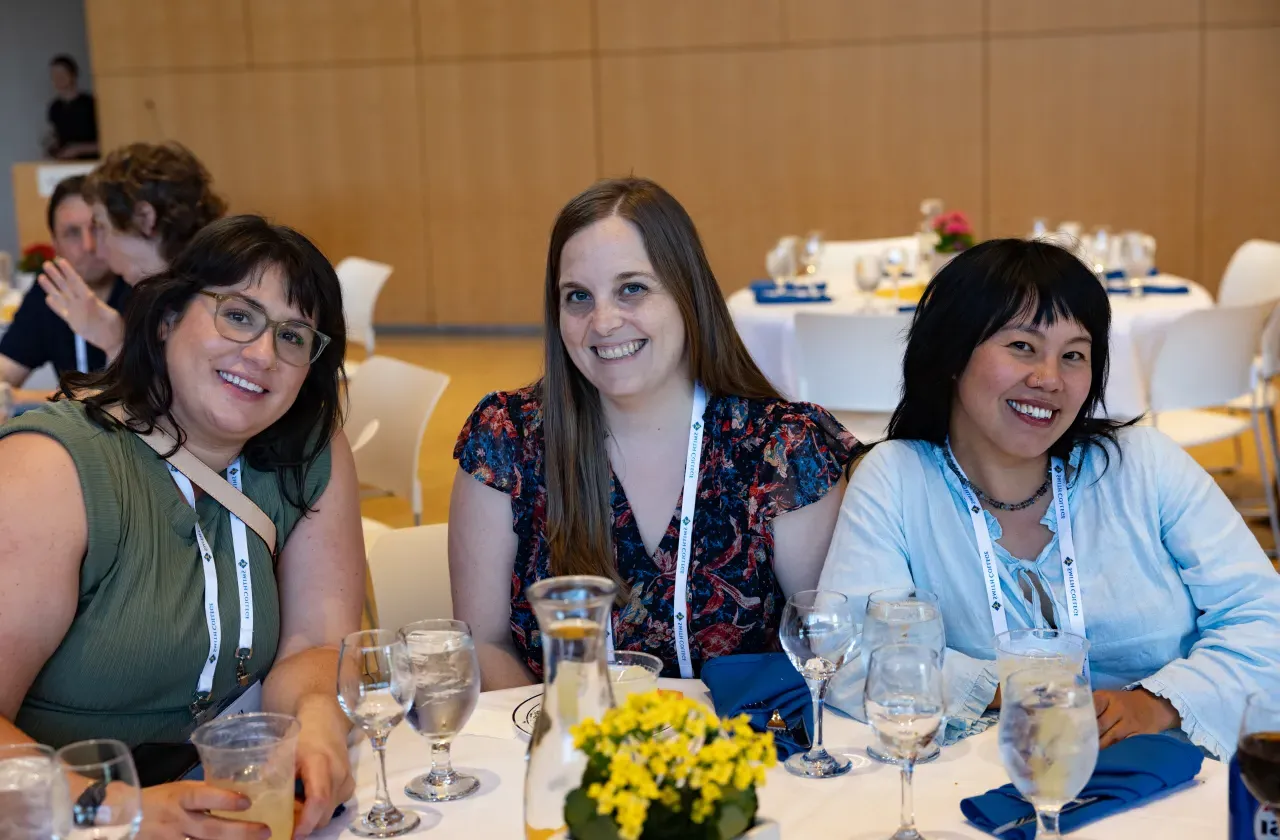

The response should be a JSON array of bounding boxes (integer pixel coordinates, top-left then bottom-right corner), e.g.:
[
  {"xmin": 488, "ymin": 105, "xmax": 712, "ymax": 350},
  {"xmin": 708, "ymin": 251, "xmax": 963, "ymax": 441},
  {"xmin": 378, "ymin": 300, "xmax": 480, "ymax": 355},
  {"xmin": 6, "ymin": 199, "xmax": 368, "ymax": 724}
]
[{"xmin": 523, "ymin": 575, "xmax": 617, "ymax": 840}]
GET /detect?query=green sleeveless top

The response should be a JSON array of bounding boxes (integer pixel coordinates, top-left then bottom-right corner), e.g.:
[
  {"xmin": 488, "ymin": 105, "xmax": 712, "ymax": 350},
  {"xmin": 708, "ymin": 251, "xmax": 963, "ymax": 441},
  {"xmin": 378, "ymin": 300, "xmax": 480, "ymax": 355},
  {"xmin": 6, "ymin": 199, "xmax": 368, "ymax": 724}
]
[{"xmin": 0, "ymin": 400, "xmax": 332, "ymax": 748}]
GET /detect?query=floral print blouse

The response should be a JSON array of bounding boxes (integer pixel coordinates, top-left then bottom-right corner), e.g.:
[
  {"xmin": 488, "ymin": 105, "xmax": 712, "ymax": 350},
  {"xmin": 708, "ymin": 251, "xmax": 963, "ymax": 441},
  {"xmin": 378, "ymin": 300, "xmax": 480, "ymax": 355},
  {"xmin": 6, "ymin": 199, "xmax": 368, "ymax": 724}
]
[{"xmin": 454, "ymin": 384, "xmax": 856, "ymax": 678}]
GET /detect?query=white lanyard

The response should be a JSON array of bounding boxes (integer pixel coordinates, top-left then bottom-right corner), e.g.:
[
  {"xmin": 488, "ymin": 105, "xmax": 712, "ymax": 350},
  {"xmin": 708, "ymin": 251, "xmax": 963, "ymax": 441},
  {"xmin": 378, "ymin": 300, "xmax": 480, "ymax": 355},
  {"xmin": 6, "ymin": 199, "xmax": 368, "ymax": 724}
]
[
  {"xmin": 947, "ymin": 444, "xmax": 1090, "ymax": 680},
  {"xmin": 605, "ymin": 383, "xmax": 707, "ymax": 679},
  {"xmin": 74, "ymin": 334, "xmax": 88, "ymax": 374},
  {"xmin": 168, "ymin": 458, "xmax": 255, "ymax": 711}
]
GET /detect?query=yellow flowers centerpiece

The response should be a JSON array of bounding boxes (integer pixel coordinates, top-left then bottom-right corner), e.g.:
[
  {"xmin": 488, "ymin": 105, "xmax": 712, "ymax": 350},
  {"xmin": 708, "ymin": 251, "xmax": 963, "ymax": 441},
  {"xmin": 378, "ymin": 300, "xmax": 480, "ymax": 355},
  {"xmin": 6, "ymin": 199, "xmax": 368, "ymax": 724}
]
[{"xmin": 565, "ymin": 692, "xmax": 776, "ymax": 840}]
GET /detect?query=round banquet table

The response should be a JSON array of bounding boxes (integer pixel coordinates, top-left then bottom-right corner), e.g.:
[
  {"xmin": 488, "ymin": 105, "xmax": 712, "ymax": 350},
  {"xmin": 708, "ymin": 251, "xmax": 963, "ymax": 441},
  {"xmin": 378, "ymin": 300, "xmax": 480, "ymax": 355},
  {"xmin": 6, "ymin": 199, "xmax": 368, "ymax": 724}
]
[
  {"xmin": 727, "ymin": 277, "xmax": 1214, "ymax": 421},
  {"xmin": 314, "ymin": 678, "xmax": 1226, "ymax": 839}
]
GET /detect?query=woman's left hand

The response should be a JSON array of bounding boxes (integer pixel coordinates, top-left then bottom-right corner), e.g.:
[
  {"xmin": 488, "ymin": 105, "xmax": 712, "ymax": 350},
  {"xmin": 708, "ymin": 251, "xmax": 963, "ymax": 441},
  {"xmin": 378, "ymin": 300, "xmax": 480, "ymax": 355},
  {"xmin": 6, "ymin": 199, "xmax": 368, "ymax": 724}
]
[
  {"xmin": 1093, "ymin": 688, "xmax": 1181, "ymax": 749},
  {"xmin": 292, "ymin": 698, "xmax": 356, "ymax": 837}
]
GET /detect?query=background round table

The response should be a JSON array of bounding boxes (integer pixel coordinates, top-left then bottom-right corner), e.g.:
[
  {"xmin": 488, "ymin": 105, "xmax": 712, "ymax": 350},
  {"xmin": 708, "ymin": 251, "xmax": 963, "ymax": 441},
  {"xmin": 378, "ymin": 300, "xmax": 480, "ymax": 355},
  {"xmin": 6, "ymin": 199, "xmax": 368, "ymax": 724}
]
[
  {"xmin": 315, "ymin": 677, "xmax": 1226, "ymax": 839},
  {"xmin": 727, "ymin": 277, "xmax": 1214, "ymax": 421}
]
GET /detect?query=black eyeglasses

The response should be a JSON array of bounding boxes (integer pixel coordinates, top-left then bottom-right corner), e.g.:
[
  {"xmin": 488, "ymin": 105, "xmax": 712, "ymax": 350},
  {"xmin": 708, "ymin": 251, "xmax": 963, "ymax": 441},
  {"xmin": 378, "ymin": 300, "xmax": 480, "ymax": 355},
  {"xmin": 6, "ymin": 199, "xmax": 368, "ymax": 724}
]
[{"xmin": 198, "ymin": 291, "xmax": 330, "ymax": 367}]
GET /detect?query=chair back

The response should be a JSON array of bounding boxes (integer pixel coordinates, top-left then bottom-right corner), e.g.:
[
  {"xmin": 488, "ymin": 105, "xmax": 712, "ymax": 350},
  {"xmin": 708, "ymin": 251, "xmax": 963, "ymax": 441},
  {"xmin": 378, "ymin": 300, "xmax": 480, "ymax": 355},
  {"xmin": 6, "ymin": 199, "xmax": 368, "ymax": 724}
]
[
  {"xmin": 815, "ymin": 237, "xmax": 920, "ymax": 285},
  {"xmin": 345, "ymin": 355, "xmax": 450, "ymax": 524},
  {"xmin": 1217, "ymin": 240, "xmax": 1280, "ymax": 307},
  {"xmin": 368, "ymin": 523, "xmax": 452, "ymax": 630},
  {"xmin": 1148, "ymin": 303, "xmax": 1275, "ymax": 414},
  {"xmin": 335, "ymin": 257, "xmax": 393, "ymax": 355},
  {"xmin": 793, "ymin": 311, "xmax": 912, "ymax": 414}
]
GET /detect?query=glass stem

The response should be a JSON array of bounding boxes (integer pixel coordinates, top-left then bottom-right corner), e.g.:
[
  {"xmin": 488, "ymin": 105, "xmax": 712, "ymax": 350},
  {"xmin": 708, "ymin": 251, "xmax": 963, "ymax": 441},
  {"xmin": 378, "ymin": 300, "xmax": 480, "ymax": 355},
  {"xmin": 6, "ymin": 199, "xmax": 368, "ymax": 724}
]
[
  {"xmin": 428, "ymin": 740, "xmax": 455, "ymax": 784},
  {"xmin": 369, "ymin": 738, "xmax": 394, "ymax": 818},
  {"xmin": 1036, "ymin": 807, "xmax": 1063, "ymax": 839},
  {"xmin": 899, "ymin": 757, "xmax": 916, "ymax": 831},
  {"xmin": 807, "ymin": 678, "xmax": 828, "ymax": 758}
]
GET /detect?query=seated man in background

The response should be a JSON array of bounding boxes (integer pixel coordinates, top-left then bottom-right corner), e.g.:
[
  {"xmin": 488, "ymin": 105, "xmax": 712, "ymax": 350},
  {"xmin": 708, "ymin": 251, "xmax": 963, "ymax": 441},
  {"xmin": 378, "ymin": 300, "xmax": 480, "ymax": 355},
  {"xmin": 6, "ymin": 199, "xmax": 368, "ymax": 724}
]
[{"xmin": 0, "ymin": 175, "xmax": 127, "ymax": 408}]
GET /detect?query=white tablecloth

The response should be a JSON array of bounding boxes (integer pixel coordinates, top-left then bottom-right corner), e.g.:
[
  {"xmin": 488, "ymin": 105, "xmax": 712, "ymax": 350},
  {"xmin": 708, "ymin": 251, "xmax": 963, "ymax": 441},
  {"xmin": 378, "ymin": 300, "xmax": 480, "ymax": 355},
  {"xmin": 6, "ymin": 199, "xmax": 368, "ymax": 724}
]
[
  {"xmin": 728, "ymin": 277, "xmax": 1214, "ymax": 421},
  {"xmin": 316, "ymin": 678, "xmax": 1226, "ymax": 839}
]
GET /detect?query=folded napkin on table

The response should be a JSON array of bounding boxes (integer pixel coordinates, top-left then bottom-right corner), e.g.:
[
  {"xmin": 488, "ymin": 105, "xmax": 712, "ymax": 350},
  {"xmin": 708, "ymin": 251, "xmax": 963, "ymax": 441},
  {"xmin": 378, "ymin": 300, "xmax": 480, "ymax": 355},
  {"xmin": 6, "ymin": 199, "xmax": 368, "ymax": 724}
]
[
  {"xmin": 701, "ymin": 653, "xmax": 812, "ymax": 760},
  {"xmin": 959, "ymin": 733, "xmax": 1204, "ymax": 839},
  {"xmin": 1107, "ymin": 284, "xmax": 1189, "ymax": 295}
]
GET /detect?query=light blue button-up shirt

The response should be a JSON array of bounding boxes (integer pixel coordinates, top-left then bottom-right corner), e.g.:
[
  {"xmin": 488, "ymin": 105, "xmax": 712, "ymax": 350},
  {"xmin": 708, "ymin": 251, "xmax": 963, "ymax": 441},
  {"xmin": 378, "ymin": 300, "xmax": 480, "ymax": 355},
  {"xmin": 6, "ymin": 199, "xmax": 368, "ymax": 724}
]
[{"xmin": 818, "ymin": 425, "xmax": 1280, "ymax": 758}]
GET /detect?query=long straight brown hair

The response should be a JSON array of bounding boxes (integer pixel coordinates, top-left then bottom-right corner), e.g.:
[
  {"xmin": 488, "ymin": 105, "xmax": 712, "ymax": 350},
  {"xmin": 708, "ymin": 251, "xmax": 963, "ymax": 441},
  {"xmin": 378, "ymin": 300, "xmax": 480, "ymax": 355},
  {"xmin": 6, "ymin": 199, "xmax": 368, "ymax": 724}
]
[{"xmin": 541, "ymin": 177, "xmax": 780, "ymax": 596}]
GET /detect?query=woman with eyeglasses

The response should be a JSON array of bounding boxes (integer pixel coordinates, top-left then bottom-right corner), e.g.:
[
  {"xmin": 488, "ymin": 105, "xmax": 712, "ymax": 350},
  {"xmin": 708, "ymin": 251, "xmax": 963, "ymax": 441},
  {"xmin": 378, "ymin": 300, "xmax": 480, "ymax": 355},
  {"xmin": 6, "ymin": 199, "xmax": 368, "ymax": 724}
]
[
  {"xmin": 0, "ymin": 216, "xmax": 362, "ymax": 838},
  {"xmin": 819, "ymin": 238, "xmax": 1280, "ymax": 759},
  {"xmin": 36, "ymin": 141, "xmax": 226, "ymax": 362}
]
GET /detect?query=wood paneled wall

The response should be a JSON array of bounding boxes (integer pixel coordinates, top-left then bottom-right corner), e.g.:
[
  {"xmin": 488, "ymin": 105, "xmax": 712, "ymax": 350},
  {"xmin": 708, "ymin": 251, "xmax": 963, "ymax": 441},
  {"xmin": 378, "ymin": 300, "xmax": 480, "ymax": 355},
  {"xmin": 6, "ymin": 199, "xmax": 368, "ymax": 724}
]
[{"xmin": 86, "ymin": 0, "xmax": 1280, "ymax": 327}]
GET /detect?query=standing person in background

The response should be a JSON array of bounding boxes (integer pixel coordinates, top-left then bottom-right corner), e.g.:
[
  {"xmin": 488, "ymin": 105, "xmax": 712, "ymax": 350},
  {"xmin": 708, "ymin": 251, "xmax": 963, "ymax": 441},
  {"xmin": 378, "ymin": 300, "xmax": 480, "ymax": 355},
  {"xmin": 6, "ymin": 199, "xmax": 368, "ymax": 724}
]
[
  {"xmin": 0, "ymin": 175, "xmax": 127, "ymax": 408},
  {"xmin": 37, "ymin": 141, "xmax": 227, "ymax": 364},
  {"xmin": 43, "ymin": 54, "xmax": 99, "ymax": 160}
]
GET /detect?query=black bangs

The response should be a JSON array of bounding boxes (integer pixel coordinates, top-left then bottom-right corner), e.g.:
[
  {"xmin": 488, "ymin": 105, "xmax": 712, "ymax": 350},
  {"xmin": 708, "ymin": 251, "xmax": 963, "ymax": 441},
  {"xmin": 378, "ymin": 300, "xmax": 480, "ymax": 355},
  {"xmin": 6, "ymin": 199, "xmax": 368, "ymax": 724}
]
[{"xmin": 882, "ymin": 237, "xmax": 1135, "ymax": 470}]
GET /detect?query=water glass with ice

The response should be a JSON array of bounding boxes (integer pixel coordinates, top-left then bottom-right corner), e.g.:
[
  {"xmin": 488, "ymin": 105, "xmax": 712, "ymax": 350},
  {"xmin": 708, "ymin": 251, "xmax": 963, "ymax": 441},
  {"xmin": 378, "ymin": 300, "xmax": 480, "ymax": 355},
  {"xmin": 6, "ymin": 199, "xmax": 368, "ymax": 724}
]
[
  {"xmin": 861, "ymin": 588, "xmax": 945, "ymax": 764},
  {"xmin": 399, "ymin": 618, "xmax": 482, "ymax": 801},
  {"xmin": 998, "ymin": 668, "xmax": 1099, "ymax": 839},
  {"xmin": 0, "ymin": 743, "xmax": 66, "ymax": 840},
  {"xmin": 993, "ymin": 629, "xmax": 1089, "ymax": 688}
]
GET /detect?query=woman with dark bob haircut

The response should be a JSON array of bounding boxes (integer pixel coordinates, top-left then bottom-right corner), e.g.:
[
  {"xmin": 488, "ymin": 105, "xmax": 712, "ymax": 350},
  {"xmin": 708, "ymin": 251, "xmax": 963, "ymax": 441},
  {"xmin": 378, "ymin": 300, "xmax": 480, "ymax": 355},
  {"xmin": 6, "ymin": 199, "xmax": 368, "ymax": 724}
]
[
  {"xmin": 0, "ymin": 216, "xmax": 364, "ymax": 837},
  {"xmin": 450, "ymin": 177, "xmax": 855, "ymax": 689},
  {"xmin": 820, "ymin": 238, "xmax": 1280, "ymax": 759}
]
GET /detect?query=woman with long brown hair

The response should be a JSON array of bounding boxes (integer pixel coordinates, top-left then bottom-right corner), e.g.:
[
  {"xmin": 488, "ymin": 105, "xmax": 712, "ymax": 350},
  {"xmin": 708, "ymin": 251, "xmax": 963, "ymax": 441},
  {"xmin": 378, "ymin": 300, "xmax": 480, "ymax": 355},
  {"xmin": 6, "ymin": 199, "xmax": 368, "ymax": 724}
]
[{"xmin": 450, "ymin": 177, "xmax": 855, "ymax": 688}]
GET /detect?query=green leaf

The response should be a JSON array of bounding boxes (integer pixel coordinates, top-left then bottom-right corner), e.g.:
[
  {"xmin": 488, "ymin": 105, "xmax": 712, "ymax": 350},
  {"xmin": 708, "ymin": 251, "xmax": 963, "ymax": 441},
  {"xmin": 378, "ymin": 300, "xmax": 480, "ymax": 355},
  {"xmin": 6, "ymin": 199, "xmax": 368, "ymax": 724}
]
[
  {"xmin": 565, "ymin": 788, "xmax": 622, "ymax": 840},
  {"xmin": 713, "ymin": 803, "xmax": 750, "ymax": 840}
]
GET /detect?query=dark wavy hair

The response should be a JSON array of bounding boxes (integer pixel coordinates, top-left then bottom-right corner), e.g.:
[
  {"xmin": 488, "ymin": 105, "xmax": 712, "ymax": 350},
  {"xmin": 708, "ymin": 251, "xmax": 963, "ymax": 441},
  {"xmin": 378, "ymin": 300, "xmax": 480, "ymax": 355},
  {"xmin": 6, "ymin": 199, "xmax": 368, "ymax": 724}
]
[
  {"xmin": 47, "ymin": 174, "xmax": 87, "ymax": 233},
  {"xmin": 83, "ymin": 142, "xmax": 227, "ymax": 264},
  {"xmin": 884, "ymin": 237, "xmax": 1133, "ymax": 467},
  {"xmin": 64, "ymin": 215, "xmax": 347, "ymax": 512},
  {"xmin": 540, "ymin": 177, "xmax": 780, "ymax": 597}
]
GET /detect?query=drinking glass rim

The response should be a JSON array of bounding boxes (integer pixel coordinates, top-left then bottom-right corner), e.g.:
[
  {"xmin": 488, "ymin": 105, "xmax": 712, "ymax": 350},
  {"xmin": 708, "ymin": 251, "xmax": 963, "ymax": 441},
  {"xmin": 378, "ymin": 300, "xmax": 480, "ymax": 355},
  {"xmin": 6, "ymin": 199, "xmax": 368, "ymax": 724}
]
[
  {"xmin": 866, "ymin": 641, "xmax": 942, "ymax": 667},
  {"xmin": 343, "ymin": 627, "xmax": 404, "ymax": 650},
  {"xmin": 0, "ymin": 742, "xmax": 54, "ymax": 759},
  {"xmin": 398, "ymin": 618, "xmax": 471, "ymax": 637},
  {"xmin": 190, "ymin": 711, "xmax": 300, "ymax": 750},
  {"xmin": 786, "ymin": 588, "xmax": 849, "ymax": 610},
  {"xmin": 527, "ymin": 574, "xmax": 618, "ymax": 603},
  {"xmin": 607, "ymin": 650, "xmax": 663, "ymax": 675},
  {"xmin": 54, "ymin": 738, "xmax": 133, "ymax": 771},
  {"xmin": 994, "ymin": 627, "xmax": 1089, "ymax": 651},
  {"xmin": 867, "ymin": 587, "xmax": 939, "ymax": 605}
]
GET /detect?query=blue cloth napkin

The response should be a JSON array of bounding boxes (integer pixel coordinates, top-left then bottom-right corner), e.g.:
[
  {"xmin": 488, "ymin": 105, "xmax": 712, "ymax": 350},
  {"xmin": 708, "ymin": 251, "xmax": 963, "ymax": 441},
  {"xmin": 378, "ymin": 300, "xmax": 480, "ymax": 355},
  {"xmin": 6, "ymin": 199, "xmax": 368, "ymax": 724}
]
[
  {"xmin": 960, "ymin": 733, "xmax": 1204, "ymax": 839},
  {"xmin": 1107, "ymin": 284, "xmax": 1189, "ymax": 295},
  {"xmin": 700, "ymin": 653, "xmax": 812, "ymax": 760}
]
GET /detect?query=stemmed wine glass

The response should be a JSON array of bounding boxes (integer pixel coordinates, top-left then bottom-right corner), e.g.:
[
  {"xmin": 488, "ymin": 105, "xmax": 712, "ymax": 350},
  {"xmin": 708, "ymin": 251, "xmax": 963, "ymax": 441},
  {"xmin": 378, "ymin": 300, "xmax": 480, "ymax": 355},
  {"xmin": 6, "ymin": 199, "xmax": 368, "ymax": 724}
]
[
  {"xmin": 1238, "ymin": 693, "xmax": 1280, "ymax": 814},
  {"xmin": 399, "ymin": 619, "xmax": 482, "ymax": 801},
  {"xmin": 800, "ymin": 231, "xmax": 825, "ymax": 277},
  {"xmin": 861, "ymin": 588, "xmax": 946, "ymax": 765},
  {"xmin": 779, "ymin": 589, "xmax": 859, "ymax": 778},
  {"xmin": 337, "ymin": 629, "xmax": 421, "ymax": 837},
  {"xmin": 865, "ymin": 644, "xmax": 945, "ymax": 840},
  {"xmin": 55, "ymin": 739, "xmax": 142, "ymax": 840},
  {"xmin": 997, "ymin": 668, "xmax": 1099, "ymax": 839},
  {"xmin": 880, "ymin": 246, "xmax": 908, "ymax": 307}
]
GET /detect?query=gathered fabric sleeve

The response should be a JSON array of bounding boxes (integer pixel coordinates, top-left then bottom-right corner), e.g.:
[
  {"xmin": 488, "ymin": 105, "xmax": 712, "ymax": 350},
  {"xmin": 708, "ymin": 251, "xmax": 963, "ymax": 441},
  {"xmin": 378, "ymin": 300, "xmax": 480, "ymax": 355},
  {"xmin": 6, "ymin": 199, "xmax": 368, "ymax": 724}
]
[
  {"xmin": 1133, "ymin": 429, "xmax": 1280, "ymax": 758},
  {"xmin": 453, "ymin": 390, "xmax": 525, "ymax": 497},
  {"xmin": 756, "ymin": 402, "xmax": 856, "ymax": 519},
  {"xmin": 818, "ymin": 443, "xmax": 1000, "ymax": 743}
]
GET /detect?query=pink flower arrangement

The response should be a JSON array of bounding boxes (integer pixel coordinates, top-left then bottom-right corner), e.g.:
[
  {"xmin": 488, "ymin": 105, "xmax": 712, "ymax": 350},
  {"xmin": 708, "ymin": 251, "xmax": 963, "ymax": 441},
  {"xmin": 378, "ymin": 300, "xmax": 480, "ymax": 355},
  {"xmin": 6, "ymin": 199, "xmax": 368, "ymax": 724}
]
[{"xmin": 932, "ymin": 211, "xmax": 975, "ymax": 253}]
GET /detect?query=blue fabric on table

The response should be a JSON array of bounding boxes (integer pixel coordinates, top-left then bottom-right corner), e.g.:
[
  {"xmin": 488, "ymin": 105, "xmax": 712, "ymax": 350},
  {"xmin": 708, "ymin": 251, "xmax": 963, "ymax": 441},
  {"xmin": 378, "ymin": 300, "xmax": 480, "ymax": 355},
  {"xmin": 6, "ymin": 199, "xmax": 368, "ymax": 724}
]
[
  {"xmin": 959, "ymin": 733, "xmax": 1204, "ymax": 839},
  {"xmin": 749, "ymin": 278, "xmax": 776, "ymax": 292},
  {"xmin": 1107, "ymin": 284, "xmax": 1189, "ymax": 295},
  {"xmin": 701, "ymin": 653, "xmax": 812, "ymax": 760}
]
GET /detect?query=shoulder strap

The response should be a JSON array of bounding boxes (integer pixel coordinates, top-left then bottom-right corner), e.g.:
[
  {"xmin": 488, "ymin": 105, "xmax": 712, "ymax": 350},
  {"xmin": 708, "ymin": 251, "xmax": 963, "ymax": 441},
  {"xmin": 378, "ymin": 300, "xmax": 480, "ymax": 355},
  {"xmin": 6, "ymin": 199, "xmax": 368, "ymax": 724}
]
[{"xmin": 104, "ymin": 404, "xmax": 278, "ymax": 556}]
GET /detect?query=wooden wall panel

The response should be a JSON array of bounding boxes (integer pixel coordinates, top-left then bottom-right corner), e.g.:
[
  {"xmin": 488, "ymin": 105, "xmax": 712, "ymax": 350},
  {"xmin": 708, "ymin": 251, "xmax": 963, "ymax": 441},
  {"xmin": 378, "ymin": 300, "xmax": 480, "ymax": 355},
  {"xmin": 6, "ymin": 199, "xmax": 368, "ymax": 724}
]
[
  {"xmin": 420, "ymin": 58, "xmax": 597, "ymax": 325},
  {"xmin": 1202, "ymin": 27, "xmax": 1280, "ymax": 286},
  {"xmin": 247, "ymin": 0, "xmax": 417, "ymax": 65},
  {"xmin": 599, "ymin": 42, "xmax": 984, "ymax": 294},
  {"xmin": 987, "ymin": 0, "xmax": 1200, "ymax": 34},
  {"xmin": 86, "ymin": 0, "xmax": 249, "ymax": 73},
  {"xmin": 595, "ymin": 0, "xmax": 783, "ymax": 51},
  {"xmin": 94, "ymin": 69, "xmax": 430, "ymax": 324},
  {"xmin": 417, "ymin": 0, "xmax": 592, "ymax": 58},
  {"xmin": 782, "ymin": 0, "xmax": 983, "ymax": 42},
  {"xmin": 988, "ymin": 31, "xmax": 1201, "ymax": 282},
  {"xmin": 1204, "ymin": 0, "xmax": 1280, "ymax": 25}
]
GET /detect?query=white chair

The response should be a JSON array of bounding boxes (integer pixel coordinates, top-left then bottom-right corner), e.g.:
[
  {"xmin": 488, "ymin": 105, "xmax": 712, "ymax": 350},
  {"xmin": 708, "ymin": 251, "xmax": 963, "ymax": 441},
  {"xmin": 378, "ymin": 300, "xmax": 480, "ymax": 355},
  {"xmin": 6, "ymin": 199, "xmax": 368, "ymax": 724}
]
[
  {"xmin": 334, "ymin": 257, "xmax": 393, "ymax": 358},
  {"xmin": 346, "ymin": 355, "xmax": 450, "ymax": 526},
  {"xmin": 1217, "ymin": 240, "xmax": 1280, "ymax": 307},
  {"xmin": 792, "ymin": 311, "xmax": 912, "ymax": 443},
  {"xmin": 367, "ymin": 523, "xmax": 452, "ymax": 630},
  {"xmin": 1145, "ymin": 302, "xmax": 1280, "ymax": 550}
]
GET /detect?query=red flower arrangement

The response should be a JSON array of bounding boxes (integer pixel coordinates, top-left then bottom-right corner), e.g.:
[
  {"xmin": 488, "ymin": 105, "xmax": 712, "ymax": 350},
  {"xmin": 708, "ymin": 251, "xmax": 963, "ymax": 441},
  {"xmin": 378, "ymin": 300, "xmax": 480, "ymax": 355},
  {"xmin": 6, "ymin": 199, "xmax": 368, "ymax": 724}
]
[
  {"xmin": 18, "ymin": 243, "xmax": 55, "ymax": 273},
  {"xmin": 932, "ymin": 211, "xmax": 975, "ymax": 253}
]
